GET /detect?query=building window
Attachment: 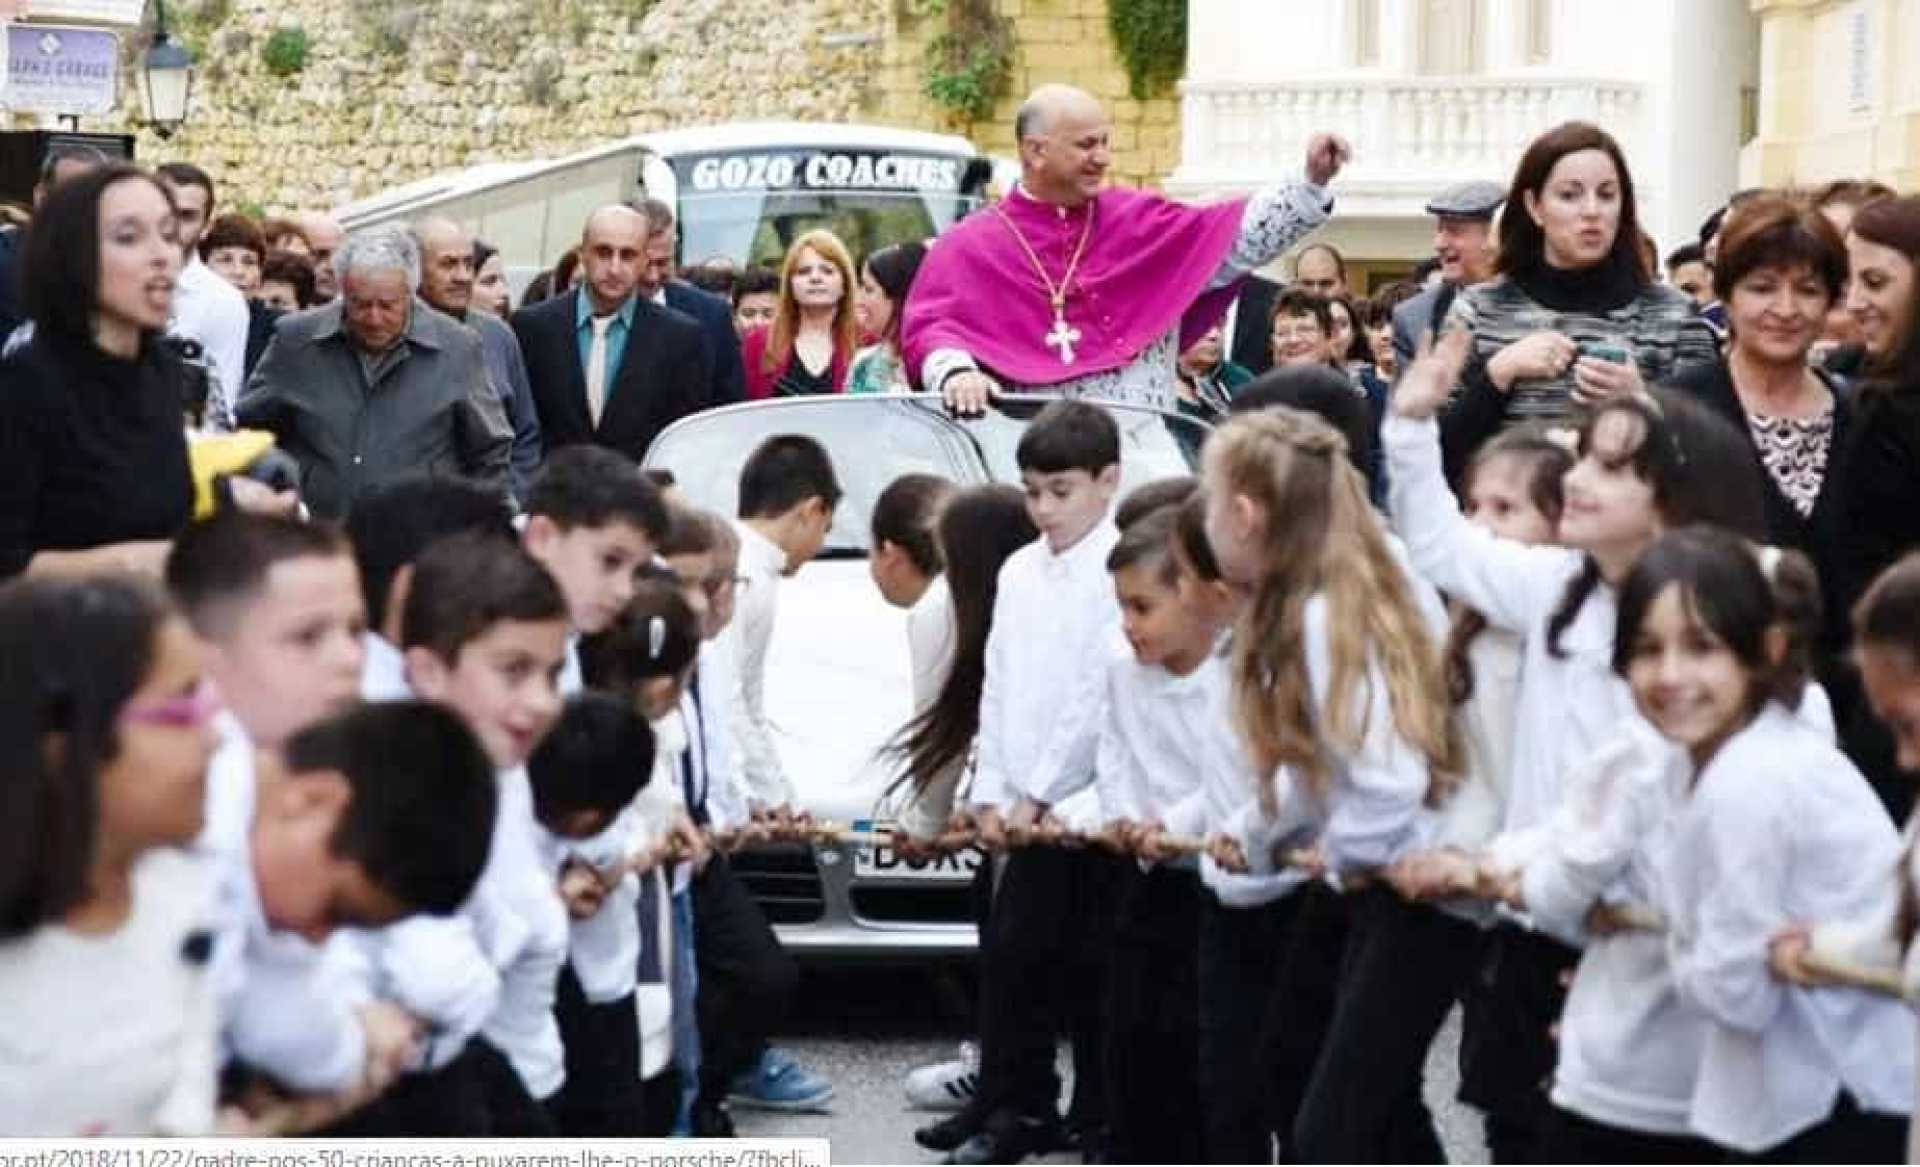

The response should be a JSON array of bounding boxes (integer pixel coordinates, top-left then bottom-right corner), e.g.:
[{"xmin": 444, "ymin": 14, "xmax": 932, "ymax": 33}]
[
  {"xmin": 1418, "ymin": 0, "xmax": 1483, "ymax": 75},
  {"xmin": 1353, "ymin": 0, "xmax": 1381, "ymax": 66},
  {"xmin": 1525, "ymin": 0, "xmax": 1552, "ymax": 64}
]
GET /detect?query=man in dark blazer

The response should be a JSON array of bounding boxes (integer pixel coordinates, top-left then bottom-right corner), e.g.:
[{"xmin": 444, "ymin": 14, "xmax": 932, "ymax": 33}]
[
  {"xmin": 1227, "ymin": 272, "xmax": 1282, "ymax": 376},
  {"xmin": 512, "ymin": 204, "xmax": 711, "ymax": 463},
  {"xmin": 634, "ymin": 197, "xmax": 746, "ymax": 407}
]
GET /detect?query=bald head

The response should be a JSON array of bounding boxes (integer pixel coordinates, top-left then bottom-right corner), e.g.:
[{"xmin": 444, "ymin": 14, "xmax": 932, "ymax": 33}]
[
  {"xmin": 580, "ymin": 205, "xmax": 651, "ymax": 314},
  {"xmin": 1015, "ymin": 84, "xmax": 1111, "ymax": 208},
  {"xmin": 414, "ymin": 216, "xmax": 477, "ymax": 317},
  {"xmin": 296, "ymin": 212, "xmax": 346, "ymax": 300}
]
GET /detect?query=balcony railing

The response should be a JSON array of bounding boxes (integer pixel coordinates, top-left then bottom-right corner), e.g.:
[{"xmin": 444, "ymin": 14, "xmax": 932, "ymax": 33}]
[{"xmin": 1171, "ymin": 76, "xmax": 1644, "ymax": 191}]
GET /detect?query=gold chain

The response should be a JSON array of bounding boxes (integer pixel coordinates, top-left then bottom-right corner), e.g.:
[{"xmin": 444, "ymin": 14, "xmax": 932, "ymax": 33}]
[{"xmin": 991, "ymin": 199, "xmax": 1096, "ymax": 313}]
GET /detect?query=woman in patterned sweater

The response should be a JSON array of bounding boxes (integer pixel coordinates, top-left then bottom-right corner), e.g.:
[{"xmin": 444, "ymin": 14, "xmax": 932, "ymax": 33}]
[{"xmin": 1437, "ymin": 122, "xmax": 1719, "ymax": 481}]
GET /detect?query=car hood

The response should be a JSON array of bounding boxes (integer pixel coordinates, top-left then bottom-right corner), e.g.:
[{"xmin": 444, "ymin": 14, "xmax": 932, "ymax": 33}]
[{"xmin": 761, "ymin": 558, "xmax": 914, "ymax": 825}]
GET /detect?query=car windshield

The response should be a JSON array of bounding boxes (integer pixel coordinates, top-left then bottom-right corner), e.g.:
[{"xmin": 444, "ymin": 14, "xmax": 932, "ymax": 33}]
[{"xmin": 643, "ymin": 396, "xmax": 1212, "ymax": 554}]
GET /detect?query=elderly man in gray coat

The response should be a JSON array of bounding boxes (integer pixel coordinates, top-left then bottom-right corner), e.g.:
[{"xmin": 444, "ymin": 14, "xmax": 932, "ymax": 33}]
[{"xmin": 238, "ymin": 223, "xmax": 512, "ymax": 519}]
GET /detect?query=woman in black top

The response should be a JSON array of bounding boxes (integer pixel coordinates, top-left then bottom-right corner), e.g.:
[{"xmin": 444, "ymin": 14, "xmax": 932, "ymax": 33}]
[
  {"xmin": 1669, "ymin": 194, "xmax": 1850, "ymax": 555},
  {"xmin": 0, "ymin": 165, "xmax": 192, "ymax": 579},
  {"xmin": 1824, "ymin": 194, "xmax": 1920, "ymax": 816}
]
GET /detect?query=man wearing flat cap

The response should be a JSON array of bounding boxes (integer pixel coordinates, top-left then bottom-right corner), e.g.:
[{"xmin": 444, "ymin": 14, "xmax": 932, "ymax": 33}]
[{"xmin": 1391, "ymin": 179, "xmax": 1505, "ymax": 374}]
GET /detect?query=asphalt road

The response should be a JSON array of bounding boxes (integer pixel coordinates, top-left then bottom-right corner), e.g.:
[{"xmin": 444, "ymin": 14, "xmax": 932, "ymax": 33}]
[{"xmin": 732, "ymin": 964, "xmax": 1489, "ymax": 1164}]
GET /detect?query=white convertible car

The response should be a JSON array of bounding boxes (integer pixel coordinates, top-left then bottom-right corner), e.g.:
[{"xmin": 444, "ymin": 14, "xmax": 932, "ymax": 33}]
[{"xmin": 643, "ymin": 394, "xmax": 1210, "ymax": 959}]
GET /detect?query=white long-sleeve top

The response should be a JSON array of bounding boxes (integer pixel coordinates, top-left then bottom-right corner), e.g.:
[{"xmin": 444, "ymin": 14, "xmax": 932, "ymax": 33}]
[
  {"xmin": 1435, "ymin": 625, "xmax": 1521, "ymax": 854},
  {"xmin": 1183, "ymin": 638, "xmax": 1303, "ymax": 907},
  {"xmin": 171, "ymin": 255, "xmax": 250, "ymax": 430},
  {"xmin": 1093, "ymin": 645, "xmax": 1215, "ymax": 848},
  {"xmin": 1232, "ymin": 590, "xmax": 1442, "ymax": 885},
  {"xmin": 0, "ymin": 848, "xmax": 219, "ymax": 1136},
  {"xmin": 1387, "ymin": 413, "xmax": 1642, "ymax": 846},
  {"xmin": 1515, "ymin": 719, "xmax": 1711, "ymax": 1136},
  {"xmin": 693, "ymin": 639, "xmax": 748, "ymax": 833},
  {"xmin": 728, "ymin": 521, "xmax": 793, "ymax": 807},
  {"xmin": 1657, "ymin": 704, "xmax": 1913, "ymax": 1152},
  {"xmin": 548, "ymin": 805, "xmax": 641, "ymax": 1005},
  {"xmin": 359, "ymin": 632, "xmax": 410, "ymax": 702},
  {"xmin": 973, "ymin": 521, "xmax": 1123, "ymax": 812},
  {"xmin": 898, "ymin": 575, "xmax": 963, "ymax": 840},
  {"xmin": 200, "ymin": 716, "xmax": 365, "ymax": 1094}
]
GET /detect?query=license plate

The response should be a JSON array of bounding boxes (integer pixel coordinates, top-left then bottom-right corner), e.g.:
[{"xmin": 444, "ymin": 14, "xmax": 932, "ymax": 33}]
[{"xmin": 852, "ymin": 819, "xmax": 985, "ymax": 881}]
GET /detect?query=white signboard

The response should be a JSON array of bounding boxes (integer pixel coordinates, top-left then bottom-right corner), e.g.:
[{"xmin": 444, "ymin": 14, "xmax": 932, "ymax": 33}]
[{"xmin": 4, "ymin": 23, "xmax": 119, "ymax": 114}]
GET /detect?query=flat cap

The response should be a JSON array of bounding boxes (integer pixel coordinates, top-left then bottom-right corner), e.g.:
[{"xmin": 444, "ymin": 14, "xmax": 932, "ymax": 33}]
[{"xmin": 1424, "ymin": 180, "xmax": 1506, "ymax": 220}]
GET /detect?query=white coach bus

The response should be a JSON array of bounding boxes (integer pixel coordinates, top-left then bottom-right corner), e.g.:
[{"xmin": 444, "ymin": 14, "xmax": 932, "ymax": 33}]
[{"xmin": 335, "ymin": 121, "xmax": 1001, "ymax": 292}]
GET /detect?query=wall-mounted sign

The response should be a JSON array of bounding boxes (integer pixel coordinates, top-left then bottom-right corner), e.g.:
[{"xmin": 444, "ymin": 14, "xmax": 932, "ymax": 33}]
[
  {"xmin": 3, "ymin": 23, "xmax": 119, "ymax": 114},
  {"xmin": 17, "ymin": 0, "xmax": 145, "ymax": 24}
]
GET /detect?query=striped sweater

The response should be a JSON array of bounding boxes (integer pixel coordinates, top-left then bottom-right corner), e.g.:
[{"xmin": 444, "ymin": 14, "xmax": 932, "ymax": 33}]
[{"xmin": 1443, "ymin": 274, "xmax": 1719, "ymax": 423}]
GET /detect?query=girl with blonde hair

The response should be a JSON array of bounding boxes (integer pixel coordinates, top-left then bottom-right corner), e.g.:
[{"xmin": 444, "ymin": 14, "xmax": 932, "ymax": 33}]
[
  {"xmin": 742, "ymin": 229, "xmax": 859, "ymax": 398},
  {"xmin": 1200, "ymin": 405, "xmax": 1468, "ymax": 1161}
]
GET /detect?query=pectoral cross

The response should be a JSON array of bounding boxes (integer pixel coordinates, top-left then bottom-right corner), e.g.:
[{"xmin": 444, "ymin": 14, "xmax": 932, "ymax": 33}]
[{"xmin": 1045, "ymin": 311, "xmax": 1081, "ymax": 365}]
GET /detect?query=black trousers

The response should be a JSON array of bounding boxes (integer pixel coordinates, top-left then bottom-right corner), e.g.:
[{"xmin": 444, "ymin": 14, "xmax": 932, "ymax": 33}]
[
  {"xmin": 1196, "ymin": 889, "xmax": 1300, "ymax": 1164},
  {"xmin": 1534, "ymin": 1105, "xmax": 1721, "ymax": 1165},
  {"xmin": 1268, "ymin": 882, "xmax": 1352, "ymax": 1162},
  {"xmin": 549, "ymin": 966, "xmax": 644, "ymax": 1136},
  {"xmin": 976, "ymin": 847, "xmax": 1120, "ymax": 1130},
  {"xmin": 692, "ymin": 854, "xmax": 799, "ymax": 1106},
  {"xmin": 1728, "ymin": 1092, "xmax": 1909, "ymax": 1165},
  {"xmin": 1458, "ymin": 922, "xmax": 1581, "ymax": 1162},
  {"xmin": 1290, "ymin": 888, "xmax": 1484, "ymax": 1164},
  {"xmin": 317, "ymin": 1038, "xmax": 553, "ymax": 1138},
  {"xmin": 1104, "ymin": 864, "xmax": 1202, "ymax": 1165}
]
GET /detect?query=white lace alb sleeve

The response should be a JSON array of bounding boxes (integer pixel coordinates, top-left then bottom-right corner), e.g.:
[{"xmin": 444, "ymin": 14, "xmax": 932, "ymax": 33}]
[{"xmin": 1208, "ymin": 181, "xmax": 1333, "ymax": 290}]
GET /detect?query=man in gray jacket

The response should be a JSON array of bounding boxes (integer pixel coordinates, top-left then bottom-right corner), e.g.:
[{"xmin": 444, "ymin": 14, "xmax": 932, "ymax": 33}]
[{"xmin": 239, "ymin": 224, "xmax": 512, "ymax": 519}]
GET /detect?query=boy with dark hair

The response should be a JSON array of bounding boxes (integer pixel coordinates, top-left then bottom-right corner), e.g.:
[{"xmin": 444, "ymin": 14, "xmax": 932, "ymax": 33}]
[
  {"xmin": 731, "ymin": 434, "xmax": 842, "ymax": 809},
  {"xmin": 163, "ymin": 512, "xmax": 419, "ymax": 1108},
  {"xmin": 523, "ymin": 445, "xmax": 669, "ymax": 645},
  {"xmin": 529, "ymin": 695, "xmax": 658, "ymax": 1137},
  {"xmin": 344, "ymin": 476, "xmax": 516, "ymax": 700},
  {"xmin": 327, "ymin": 532, "xmax": 573, "ymax": 1135},
  {"xmin": 942, "ymin": 398, "xmax": 1125, "ymax": 1163}
]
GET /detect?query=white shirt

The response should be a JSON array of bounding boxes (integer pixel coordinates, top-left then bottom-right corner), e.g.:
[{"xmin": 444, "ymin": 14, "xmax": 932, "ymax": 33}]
[
  {"xmin": 360, "ymin": 632, "xmax": 410, "ymax": 702},
  {"xmin": 171, "ymin": 255, "xmax": 250, "ymax": 431},
  {"xmin": 1658, "ymin": 704, "xmax": 1913, "ymax": 1151},
  {"xmin": 1436, "ymin": 625, "xmax": 1522, "ymax": 854},
  {"xmin": 0, "ymin": 848, "xmax": 219, "ymax": 1136},
  {"xmin": 1387, "ymin": 414, "xmax": 1643, "ymax": 847},
  {"xmin": 1180, "ymin": 640, "xmax": 1300, "ymax": 907},
  {"xmin": 692, "ymin": 640, "xmax": 748, "ymax": 832},
  {"xmin": 899, "ymin": 575, "xmax": 962, "ymax": 840},
  {"xmin": 729, "ymin": 521, "xmax": 793, "ymax": 807},
  {"xmin": 1233, "ymin": 591, "xmax": 1441, "ymax": 884},
  {"xmin": 1093, "ymin": 647, "xmax": 1214, "ymax": 845},
  {"xmin": 974, "ymin": 520, "xmax": 1123, "ymax": 812},
  {"xmin": 201, "ymin": 715, "xmax": 364, "ymax": 1094}
]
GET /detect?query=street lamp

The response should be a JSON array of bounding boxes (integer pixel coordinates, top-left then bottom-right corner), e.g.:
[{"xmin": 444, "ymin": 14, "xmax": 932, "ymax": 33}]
[{"xmin": 140, "ymin": 0, "xmax": 193, "ymax": 137}]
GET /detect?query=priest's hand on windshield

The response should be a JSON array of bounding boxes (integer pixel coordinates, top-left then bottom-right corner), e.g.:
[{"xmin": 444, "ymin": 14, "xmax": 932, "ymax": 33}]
[
  {"xmin": 942, "ymin": 369, "xmax": 999, "ymax": 418},
  {"xmin": 1304, "ymin": 133, "xmax": 1354, "ymax": 187}
]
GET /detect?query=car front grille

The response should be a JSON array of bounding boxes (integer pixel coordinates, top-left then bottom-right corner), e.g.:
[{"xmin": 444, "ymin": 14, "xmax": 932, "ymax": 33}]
[
  {"xmin": 850, "ymin": 884, "xmax": 976, "ymax": 926},
  {"xmin": 729, "ymin": 842, "xmax": 826, "ymax": 925}
]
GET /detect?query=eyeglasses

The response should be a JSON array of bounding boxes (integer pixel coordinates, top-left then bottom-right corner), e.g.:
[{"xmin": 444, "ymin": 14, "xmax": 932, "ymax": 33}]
[
  {"xmin": 1271, "ymin": 321, "xmax": 1326, "ymax": 342},
  {"xmin": 121, "ymin": 678, "xmax": 223, "ymax": 729}
]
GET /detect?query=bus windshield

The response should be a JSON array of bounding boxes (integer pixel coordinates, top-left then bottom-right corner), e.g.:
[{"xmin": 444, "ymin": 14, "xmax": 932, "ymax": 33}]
[{"xmin": 671, "ymin": 147, "xmax": 985, "ymax": 268}]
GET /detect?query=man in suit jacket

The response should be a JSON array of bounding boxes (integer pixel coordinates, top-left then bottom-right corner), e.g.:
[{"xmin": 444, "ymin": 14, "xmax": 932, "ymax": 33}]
[
  {"xmin": 512, "ymin": 205, "xmax": 711, "ymax": 464},
  {"xmin": 1226, "ymin": 272, "xmax": 1282, "ymax": 377},
  {"xmin": 1391, "ymin": 180, "xmax": 1505, "ymax": 376},
  {"xmin": 634, "ymin": 197, "xmax": 746, "ymax": 407}
]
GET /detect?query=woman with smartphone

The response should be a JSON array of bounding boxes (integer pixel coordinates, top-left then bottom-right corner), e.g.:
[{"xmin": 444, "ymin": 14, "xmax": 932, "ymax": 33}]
[{"xmin": 1434, "ymin": 121, "xmax": 1721, "ymax": 482}]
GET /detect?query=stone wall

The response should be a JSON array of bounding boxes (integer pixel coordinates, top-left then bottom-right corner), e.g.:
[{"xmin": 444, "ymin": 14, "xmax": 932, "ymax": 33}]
[
  {"xmin": 81, "ymin": 0, "xmax": 1180, "ymax": 212},
  {"xmin": 878, "ymin": 0, "xmax": 1182, "ymax": 189}
]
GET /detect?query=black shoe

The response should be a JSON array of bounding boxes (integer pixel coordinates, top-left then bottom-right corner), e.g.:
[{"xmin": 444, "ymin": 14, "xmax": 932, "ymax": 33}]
[
  {"xmin": 691, "ymin": 1100, "xmax": 736, "ymax": 1138},
  {"xmin": 915, "ymin": 1109, "xmax": 982, "ymax": 1153},
  {"xmin": 943, "ymin": 1117, "xmax": 1061, "ymax": 1165}
]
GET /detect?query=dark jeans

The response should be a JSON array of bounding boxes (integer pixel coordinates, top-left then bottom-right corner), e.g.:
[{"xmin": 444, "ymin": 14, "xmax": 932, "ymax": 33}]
[
  {"xmin": 549, "ymin": 966, "xmax": 643, "ymax": 1136},
  {"xmin": 1291, "ymin": 888, "xmax": 1483, "ymax": 1164},
  {"xmin": 1459, "ymin": 923, "xmax": 1581, "ymax": 1162},
  {"xmin": 316, "ymin": 1038, "xmax": 551, "ymax": 1137},
  {"xmin": 1104, "ymin": 864, "xmax": 1203, "ymax": 1165},
  {"xmin": 1727, "ymin": 1092, "xmax": 1909, "ymax": 1164},
  {"xmin": 975, "ymin": 847, "xmax": 1120, "ymax": 1130},
  {"xmin": 1535, "ymin": 1105, "xmax": 1722, "ymax": 1165},
  {"xmin": 1196, "ymin": 889, "xmax": 1300, "ymax": 1164},
  {"xmin": 692, "ymin": 854, "xmax": 800, "ymax": 1106}
]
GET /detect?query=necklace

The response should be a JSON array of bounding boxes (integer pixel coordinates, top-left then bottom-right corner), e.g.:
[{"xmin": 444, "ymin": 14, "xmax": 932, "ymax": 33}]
[{"xmin": 992, "ymin": 199, "xmax": 1095, "ymax": 365}]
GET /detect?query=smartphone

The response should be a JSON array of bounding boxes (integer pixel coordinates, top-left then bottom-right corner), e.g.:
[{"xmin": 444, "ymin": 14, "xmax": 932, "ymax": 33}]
[{"xmin": 1578, "ymin": 341, "xmax": 1630, "ymax": 365}]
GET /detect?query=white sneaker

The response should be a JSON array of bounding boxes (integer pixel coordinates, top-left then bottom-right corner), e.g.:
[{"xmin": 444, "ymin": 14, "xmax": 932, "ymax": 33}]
[{"xmin": 904, "ymin": 1041, "xmax": 979, "ymax": 1111}]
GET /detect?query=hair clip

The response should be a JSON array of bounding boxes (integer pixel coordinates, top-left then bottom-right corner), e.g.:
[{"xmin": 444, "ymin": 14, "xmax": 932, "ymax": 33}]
[{"xmin": 648, "ymin": 615, "xmax": 666, "ymax": 661}]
